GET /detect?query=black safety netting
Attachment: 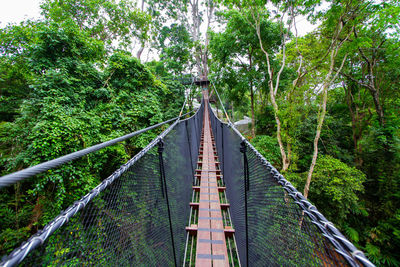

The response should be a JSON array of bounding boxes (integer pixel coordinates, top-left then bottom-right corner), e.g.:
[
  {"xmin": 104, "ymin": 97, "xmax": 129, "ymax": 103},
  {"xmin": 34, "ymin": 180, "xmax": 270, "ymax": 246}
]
[
  {"xmin": 208, "ymin": 102, "xmax": 372, "ymax": 267},
  {"xmin": 1, "ymin": 103, "xmax": 204, "ymax": 267}
]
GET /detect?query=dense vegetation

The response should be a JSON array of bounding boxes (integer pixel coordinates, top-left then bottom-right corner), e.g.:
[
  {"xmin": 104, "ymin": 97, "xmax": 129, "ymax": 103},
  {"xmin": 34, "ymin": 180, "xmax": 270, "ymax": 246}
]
[
  {"xmin": 0, "ymin": 0, "xmax": 399, "ymax": 266},
  {"xmin": 209, "ymin": 1, "xmax": 400, "ymax": 265},
  {"xmin": 0, "ymin": 0, "xmax": 185, "ymax": 256}
]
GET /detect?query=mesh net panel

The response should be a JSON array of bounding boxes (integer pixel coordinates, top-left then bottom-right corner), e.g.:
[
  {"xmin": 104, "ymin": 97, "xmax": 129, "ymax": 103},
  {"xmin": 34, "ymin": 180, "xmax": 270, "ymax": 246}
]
[
  {"xmin": 3, "ymin": 104, "xmax": 203, "ymax": 266},
  {"xmin": 23, "ymin": 147, "xmax": 175, "ymax": 266},
  {"xmin": 208, "ymin": 103, "xmax": 351, "ymax": 267},
  {"xmin": 2, "ymin": 99, "xmax": 371, "ymax": 266}
]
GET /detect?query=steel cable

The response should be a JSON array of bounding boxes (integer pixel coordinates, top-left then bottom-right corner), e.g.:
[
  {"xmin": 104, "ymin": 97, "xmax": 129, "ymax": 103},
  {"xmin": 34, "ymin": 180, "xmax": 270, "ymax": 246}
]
[{"xmin": 0, "ymin": 111, "xmax": 193, "ymax": 188}]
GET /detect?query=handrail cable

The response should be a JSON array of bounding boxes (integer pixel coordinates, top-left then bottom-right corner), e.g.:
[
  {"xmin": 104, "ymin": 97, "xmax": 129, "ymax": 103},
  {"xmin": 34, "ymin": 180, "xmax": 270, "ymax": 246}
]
[
  {"xmin": 2, "ymin": 99, "xmax": 205, "ymax": 267},
  {"xmin": 179, "ymin": 94, "xmax": 188, "ymax": 117},
  {"xmin": 209, "ymin": 79, "xmax": 231, "ymax": 123},
  {"xmin": 179, "ymin": 78, "xmax": 194, "ymax": 117},
  {"xmin": 206, "ymin": 101, "xmax": 375, "ymax": 267},
  {"xmin": 0, "ymin": 111, "xmax": 194, "ymax": 189},
  {"xmin": 1, "ymin": 118, "xmax": 183, "ymax": 267}
]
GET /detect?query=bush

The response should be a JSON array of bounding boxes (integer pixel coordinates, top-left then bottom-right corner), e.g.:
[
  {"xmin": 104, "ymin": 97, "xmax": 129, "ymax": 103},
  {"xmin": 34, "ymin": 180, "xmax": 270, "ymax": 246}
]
[
  {"xmin": 287, "ymin": 155, "xmax": 366, "ymax": 226},
  {"xmin": 251, "ymin": 135, "xmax": 281, "ymax": 169}
]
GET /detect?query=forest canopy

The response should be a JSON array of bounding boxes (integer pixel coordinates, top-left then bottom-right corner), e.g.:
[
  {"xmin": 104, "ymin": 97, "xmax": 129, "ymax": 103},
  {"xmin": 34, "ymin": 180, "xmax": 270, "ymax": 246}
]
[{"xmin": 1, "ymin": 0, "xmax": 400, "ymax": 266}]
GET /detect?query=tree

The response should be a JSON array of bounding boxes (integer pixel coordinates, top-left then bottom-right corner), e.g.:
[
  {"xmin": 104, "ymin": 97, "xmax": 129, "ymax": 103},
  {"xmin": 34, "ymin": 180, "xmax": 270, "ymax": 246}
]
[
  {"xmin": 40, "ymin": 0, "xmax": 151, "ymax": 51},
  {"xmin": 209, "ymin": 9, "xmax": 281, "ymax": 137},
  {"xmin": 220, "ymin": 0, "xmax": 319, "ymax": 171},
  {"xmin": 340, "ymin": 1, "xmax": 400, "ymax": 126},
  {"xmin": 0, "ymin": 20, "xmax": 42, "ymax": 121},
  {"xmin": 157, "ymin": 24, "xmax": 193, "ymax": 76},
  {"xmin": 147, "ymin": 0, "xmax": 217, "ymax": 78},
  {"xmin": 0, "ymin": 21, "xmax": 184, "ymax": 256},
  {"xmin": 303, "ymin": 0, "xmax": 361, "ymax": 199}
]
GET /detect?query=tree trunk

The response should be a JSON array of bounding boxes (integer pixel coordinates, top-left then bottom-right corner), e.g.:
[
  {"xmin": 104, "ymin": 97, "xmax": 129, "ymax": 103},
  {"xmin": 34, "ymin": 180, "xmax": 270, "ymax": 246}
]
[
  {"xmin": 250, "ymin": 83, "xmax": 256, "ymax": 138},
  {"xmin": 270, "ymin": 88, "xmax": 290, "ymax": 171},
  {"xmin": 136, "ymin": 46, "xmax": 144, "ymax": 60},
  {"xmin": 344, "ymin": 82, "xmax": 365, "ymax": 167},
  {"xmin": 137, "ymin": 0, "xmax": 146, "ymax": 61},
  {"xmin": 369, "ymin": 86, "xmax": 384, "ymax": 126},
  {"xmin": 253, "ymin": 15, "xmax": 290, "ymax": 171},
  {"xmin": 304, "ymin": 48, "xmax": 348, "ymax": 199},
  {"xmin": 248, "ymin": 49, "xmax": 256, "ymax": 137},
  {"xmin": 303, "ymin": 86, "xmax": 328, "ymax": 199},
  {"xmin": 303, "ymin": 15, "xmax": 351, "ymax": 199}
]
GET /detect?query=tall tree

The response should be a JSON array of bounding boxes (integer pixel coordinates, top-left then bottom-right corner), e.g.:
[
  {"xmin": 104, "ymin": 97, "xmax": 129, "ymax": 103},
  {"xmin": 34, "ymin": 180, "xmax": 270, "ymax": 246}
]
[
  {"xmin": 303, "ymin": 0, "xmax": 360, "ymax": 199},
  {"xmin": 220, "ymin": 0, "xmax": 317, "ymax": 171},
  {"xmin": 40, "ymin": 0, "xmax": 151, "ymax": 51},
  {"xmin": 340, "ymin": 1, "xmax": 400, "ymax": 126},
  {"xmin": 209, "ymin": 9, "xmax": 281, "ymax": 137},
  {"xmin": 147, "ymin": 0, "xmax": 216, "ymax": 78}
]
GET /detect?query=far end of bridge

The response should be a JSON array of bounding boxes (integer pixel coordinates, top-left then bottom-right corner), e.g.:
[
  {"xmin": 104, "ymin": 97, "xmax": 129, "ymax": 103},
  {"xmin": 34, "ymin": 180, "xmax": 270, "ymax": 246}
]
[{"xmin": 184, "ymin": 89, "xmax": 240, "ymax": 267}]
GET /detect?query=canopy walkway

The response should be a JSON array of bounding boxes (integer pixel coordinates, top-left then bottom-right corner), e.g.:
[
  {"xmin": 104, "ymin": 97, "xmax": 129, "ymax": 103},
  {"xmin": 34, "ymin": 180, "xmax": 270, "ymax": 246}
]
[{"xmin": 0, "ymin": 86, "xmax": 374, "ymax": 267}]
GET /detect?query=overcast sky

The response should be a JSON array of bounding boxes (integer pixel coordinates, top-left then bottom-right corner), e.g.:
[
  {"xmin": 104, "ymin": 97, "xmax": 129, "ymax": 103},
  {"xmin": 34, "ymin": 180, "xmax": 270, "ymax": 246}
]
[
  {"xmin": 0, "ymin": 0, "xmax": 318, "ymax": 34},
  {"xmin": 0, "ymin": 0, "xmax": 42, "ymax": 26}
]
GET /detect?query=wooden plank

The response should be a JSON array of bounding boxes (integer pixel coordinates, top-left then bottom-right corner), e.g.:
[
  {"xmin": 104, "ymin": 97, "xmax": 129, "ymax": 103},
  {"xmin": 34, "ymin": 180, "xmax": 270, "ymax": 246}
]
[{"xmin": 195, "ymin": 93, "xmax": 229, "ymax": 267}]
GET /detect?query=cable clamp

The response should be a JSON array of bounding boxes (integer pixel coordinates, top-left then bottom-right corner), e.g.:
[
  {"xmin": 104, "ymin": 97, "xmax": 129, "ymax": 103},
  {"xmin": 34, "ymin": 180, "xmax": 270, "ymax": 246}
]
[
  {"xmin": 158, "ymin": 139, "xmax": 164, "ymax": 153},
  {"xmin": 351, "ymin": 250, "xmax": 364, "ymax": 257},
  {"xmin": 322, "ymin": 221, "xmax": 334, "ymax": 228},
  {"xmin": 240, "ymin": 141, "xmax": 247, "ymax": 153}
]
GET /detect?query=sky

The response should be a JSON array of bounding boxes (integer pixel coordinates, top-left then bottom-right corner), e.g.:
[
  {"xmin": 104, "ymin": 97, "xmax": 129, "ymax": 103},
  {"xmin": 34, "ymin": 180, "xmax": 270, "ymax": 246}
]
[
  {"xmin": 0, "ymin": 0, "xmax": 42, "ymax": 26},
  {"xmin": 0, "ymin": 0, "xmax": 318, "ymax": 34}
]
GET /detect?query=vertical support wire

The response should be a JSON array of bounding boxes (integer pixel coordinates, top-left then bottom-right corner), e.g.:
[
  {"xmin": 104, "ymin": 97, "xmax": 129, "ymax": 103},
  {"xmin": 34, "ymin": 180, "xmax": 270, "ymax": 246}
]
[
  {"xmin": 221, "ymin": 123, "xmax": 225, "ymax": 186},
  {"xmin": 158, "ymin": 142, "xmax": 165, "ymax": 198},
  {"xmin": 194, "ymin": 115, "xmax": 199, "ymax": 152},
  {"xmin": 185, "ymin": 121, "xmax": 195, "ymax": 185},
  {"xmin": 240, "ymin": 141, "xmax": 249, "ymax": 266},
  {"xmin": 158, "ymin": 139, "xmax": 177, "ymax": 267}
]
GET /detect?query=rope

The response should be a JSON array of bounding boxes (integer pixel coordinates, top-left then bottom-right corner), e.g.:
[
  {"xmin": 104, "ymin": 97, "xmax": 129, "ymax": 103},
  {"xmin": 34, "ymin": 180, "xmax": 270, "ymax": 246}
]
[
  {"xmin": 209, "ymin": 80, "xmax": 231, "ymax": 123},
  {"xmin": 228, "ymin": 119, "xmax": 373, "ymax": 267},
  {"xmin": 179, "ymin": 89, "xmax": 189, "ymax": 117},
  {"xmin": 206, "ymin": 101, "xmax": 374, "ymax": 266},
  {"xmin": 0, "ymin": 111, "xmax": 193, "ymax": 189},
  {"xmin": 157, "ymin": 139, "xmax": 178, "ymax": 267},
  {"xmin": 1, "ymin": 118, "xmax": 181, "ymax": 267}
]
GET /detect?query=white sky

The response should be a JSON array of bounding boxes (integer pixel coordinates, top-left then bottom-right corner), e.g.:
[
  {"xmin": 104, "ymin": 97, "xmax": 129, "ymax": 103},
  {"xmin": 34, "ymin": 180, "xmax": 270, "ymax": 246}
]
[
  {"xmin": 0, "ymin": 0, "xmax": 318, "ymax": 33},
  {"xmin": 0, "ymin": 0, "xmax": 42, "ymax": 26},
  {"xmin": 0, "ymin": 0, "xmax": 318, "ymax": 65}
]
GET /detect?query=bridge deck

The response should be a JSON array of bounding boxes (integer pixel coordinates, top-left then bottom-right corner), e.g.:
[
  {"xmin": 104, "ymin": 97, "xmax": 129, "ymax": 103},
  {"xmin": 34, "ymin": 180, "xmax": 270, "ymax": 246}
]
[{"xmin": 194, "ymin": 91, "xmax": 229, "ymax": 267}]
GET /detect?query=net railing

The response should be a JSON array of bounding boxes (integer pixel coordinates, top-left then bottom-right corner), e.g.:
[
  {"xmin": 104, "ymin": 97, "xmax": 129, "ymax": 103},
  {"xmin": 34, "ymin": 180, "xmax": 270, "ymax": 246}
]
[
  {"xmin": 208, "ymin": 102, "xmax": 373, "ymax": 267},
  {"xmin": 1, "ymin": 102, "xmax": 204, "ymax": 267}
]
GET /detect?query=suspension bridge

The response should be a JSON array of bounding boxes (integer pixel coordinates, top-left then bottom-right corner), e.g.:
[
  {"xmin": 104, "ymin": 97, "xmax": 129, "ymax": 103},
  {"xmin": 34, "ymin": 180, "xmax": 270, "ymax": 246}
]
[{"xmin": 0, "ymin": 82, "xmax": 374, "ymax": 266}]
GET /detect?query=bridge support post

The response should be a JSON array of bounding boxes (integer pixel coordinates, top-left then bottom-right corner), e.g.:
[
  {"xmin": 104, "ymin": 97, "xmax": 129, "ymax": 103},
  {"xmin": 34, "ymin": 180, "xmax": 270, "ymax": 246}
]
[
  {"xmin": 240, "ymin": 141, "xmax": 250, "ymax": 267},
  {"xmin": 158, "ymin": 139, "xmax": 178, "ymax": 267}
]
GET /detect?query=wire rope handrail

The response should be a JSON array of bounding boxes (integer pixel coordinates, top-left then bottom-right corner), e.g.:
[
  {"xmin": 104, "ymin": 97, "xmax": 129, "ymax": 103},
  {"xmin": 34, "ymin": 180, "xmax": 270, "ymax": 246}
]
[
  {"xmin": 0, "ymin": 111, "xmax": 194, "ymax": 189},
  {"xmin": 207, "ymin": 85, "xmax": 374, "ymax": 267},
  {"xmin": 1, "ymin": 99, "xmax": 205, "ymax": 267}
]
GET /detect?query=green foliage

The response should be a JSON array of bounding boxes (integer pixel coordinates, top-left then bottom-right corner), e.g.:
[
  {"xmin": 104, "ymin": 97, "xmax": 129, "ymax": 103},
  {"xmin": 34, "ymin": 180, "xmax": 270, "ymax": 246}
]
[
  {"xmin": 288, "ymin": 155, "xmax": 366, "ymax": 226},
  {"xmin": 0, "ymin": 21, "xmax": 42, "ymax": 121},
  {"xmin": 209, "ymin": 8, "xmax": 282, "ymax": 112},
  {"xmin": 0, "ymin": 17, "xmax": 183, "ymax": 256},
  {"xmin": 40, "ymin": 0, "xmax": 151, "ymax": 49},
  {"xmin": 251, "ymin": 135, "xmax": 281, "ymax": 169},
  {"xmin": 358, "ymin": 115, "xmax": 400, "ymax": 266},
  {"xmin": 157, "ymin": 24, "xmax": 193, "ymax": 76}
]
